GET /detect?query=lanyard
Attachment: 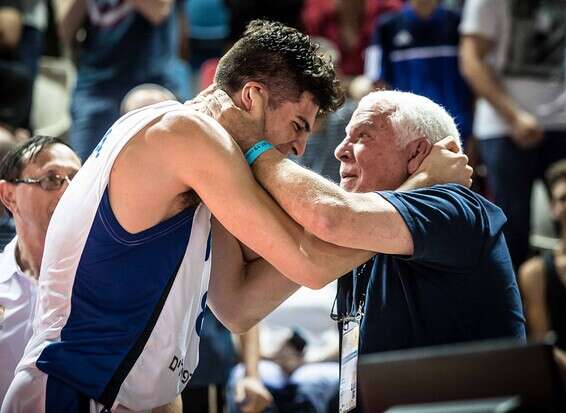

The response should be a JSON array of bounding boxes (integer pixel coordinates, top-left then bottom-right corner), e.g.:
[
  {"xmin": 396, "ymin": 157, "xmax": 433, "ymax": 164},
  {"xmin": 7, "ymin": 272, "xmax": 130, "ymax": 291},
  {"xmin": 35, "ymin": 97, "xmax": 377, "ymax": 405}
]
[{"xmin": 331, "ymin": 257, "xmax": 375, "ymax": 324}]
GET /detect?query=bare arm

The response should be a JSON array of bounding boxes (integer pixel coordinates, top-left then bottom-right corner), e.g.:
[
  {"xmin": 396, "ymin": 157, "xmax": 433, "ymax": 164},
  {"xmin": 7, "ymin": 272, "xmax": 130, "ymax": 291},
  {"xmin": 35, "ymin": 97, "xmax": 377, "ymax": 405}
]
[
  {"xmin": 128, "ymin": 0, "xmax": 173, "ymax": 25},
  {"xmin": 459, "ymin": 35, "xmax": 543, "ymax": 147},
  {"xmin": 0, "ymin": 7, "xmax": 22, "ymax": 51},
  {"xmin": 233, "ymin": 326, "xmax": 273, "ymax": 413},
  {"xmin": 154, "ymin": 111, "xmax": 372, "ymax": 291},
  {"xmin": 54, "ymin": 0, "xmax": 87, "ymax": 46},
  {"xmin": 208, "ymin": 217, "xmax": 372, "ymax": 330},
  {"xmin": 249, "ymin": 136, "xmax": 471, "ymax": 254},
  {"xmin": 518, "ymin": 257, "xmax": 550, "ymax": 340}
]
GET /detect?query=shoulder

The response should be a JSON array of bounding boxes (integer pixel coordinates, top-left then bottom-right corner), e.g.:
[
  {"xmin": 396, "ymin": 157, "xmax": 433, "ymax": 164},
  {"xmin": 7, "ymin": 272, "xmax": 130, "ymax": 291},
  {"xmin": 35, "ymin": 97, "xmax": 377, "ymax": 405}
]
[
  {"xmin": 148, "ymin": 108, "xmax": 233, "ymax": 155},
  {"xmin": 383, "ymin": 184, "xmax": 506, "ymax": 233},
  {"xmin": 519, "ymin": 256, "xmax": 546, "ymax": 293}
]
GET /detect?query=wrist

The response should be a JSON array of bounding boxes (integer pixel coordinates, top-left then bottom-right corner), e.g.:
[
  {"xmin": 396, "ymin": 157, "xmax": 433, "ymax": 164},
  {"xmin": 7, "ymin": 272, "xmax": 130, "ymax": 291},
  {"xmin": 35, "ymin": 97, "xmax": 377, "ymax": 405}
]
[
  {"xmin": 398, "ymin": 171, "xmax": 429, "ymax": 191},
  {"xmin": 245, "ymin": 140, "xmax": 274, "ymax": 166}
]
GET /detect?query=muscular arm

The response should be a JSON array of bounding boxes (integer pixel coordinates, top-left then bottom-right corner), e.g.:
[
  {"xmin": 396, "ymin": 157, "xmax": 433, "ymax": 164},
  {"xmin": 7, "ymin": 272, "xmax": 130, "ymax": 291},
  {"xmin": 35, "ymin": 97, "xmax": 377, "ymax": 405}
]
[
  {"xmin": 155, "ymin": 111, "xmax": 372, "ymax": 289},
  {"xmin": 249, "ymin": 138, "xmax": 470, "ymax": 255},
  {"xmin": 208, "ymin": 217, "xmax": 372, "ymax": 331},
  {"xmin": 253, "ymin": 151, "xmax": 412, "ymax": 254}
]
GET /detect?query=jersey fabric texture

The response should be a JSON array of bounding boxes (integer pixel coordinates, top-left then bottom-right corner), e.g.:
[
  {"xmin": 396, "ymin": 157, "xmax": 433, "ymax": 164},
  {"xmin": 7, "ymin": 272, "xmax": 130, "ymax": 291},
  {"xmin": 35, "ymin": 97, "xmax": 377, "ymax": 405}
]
[
  {"xmin": 8, "ymin": 101, "xmax": 212, "ymax": 412},
  {"xmin": 365, "ymin": 5, "xmax": 473, "ymax": 140},
  {"xmin": 337, "ymin": 184, "xmax": 526, "ymax": 355}
]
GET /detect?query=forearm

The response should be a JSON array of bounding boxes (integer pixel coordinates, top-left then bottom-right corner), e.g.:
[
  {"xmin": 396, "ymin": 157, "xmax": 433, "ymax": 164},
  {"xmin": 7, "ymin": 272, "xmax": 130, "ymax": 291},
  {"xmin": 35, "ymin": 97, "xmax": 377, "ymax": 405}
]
[
  {"xmin": 240, "ymin": 326, "xmax": 261, "ymax": 377},
  {"xmin": 252, "ymin": 150, "xmax": 351, "ymax": 242},
  {"xmin": 460, "ymin": 41, "xmax": 521, "ymax": 124},
  {"xmin": 251, "ymin": 149, "xmax": 411, "ymax": 253},
  {"xmin": 54, "ymin": 0, "xmax": 86, "ymax": 46}
]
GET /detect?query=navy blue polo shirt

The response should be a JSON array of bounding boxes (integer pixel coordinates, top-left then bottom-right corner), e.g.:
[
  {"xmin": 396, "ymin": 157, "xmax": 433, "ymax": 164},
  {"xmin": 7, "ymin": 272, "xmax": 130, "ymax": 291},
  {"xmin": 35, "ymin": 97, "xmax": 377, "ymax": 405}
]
[{"xmin": 337, "ymin": 184, "xmax": 526, "ymax": 356}]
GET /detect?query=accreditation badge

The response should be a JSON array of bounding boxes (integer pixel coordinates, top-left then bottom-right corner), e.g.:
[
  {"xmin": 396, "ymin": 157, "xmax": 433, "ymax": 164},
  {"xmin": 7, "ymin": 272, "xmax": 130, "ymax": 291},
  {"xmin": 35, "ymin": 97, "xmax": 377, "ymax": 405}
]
[{"xmin": 339, "ymin": 320, "xmax": 360, "ymax": 413}]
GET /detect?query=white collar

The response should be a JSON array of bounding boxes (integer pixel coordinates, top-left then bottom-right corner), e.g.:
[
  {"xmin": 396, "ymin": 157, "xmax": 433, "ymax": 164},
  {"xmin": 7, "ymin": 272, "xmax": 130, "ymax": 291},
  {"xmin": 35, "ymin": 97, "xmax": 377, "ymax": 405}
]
[{"xmin": 0, "ymin": 236, "xmax": 24, "ymax": 283}]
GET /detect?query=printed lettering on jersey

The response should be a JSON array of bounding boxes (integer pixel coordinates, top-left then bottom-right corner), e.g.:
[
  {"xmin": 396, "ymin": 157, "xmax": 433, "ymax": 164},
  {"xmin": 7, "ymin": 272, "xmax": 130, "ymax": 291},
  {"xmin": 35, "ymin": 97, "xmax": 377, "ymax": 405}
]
[
  {"xmin": 169, "ymin": 355, "xmax": 192, "ymax": 384},
  {"xmin": 93, "ymin": 127, "xmax": 112, "ymax": 159},
  {"xmin": 195, "ymin": 291, "xmax": 208, "ymax": 337}
]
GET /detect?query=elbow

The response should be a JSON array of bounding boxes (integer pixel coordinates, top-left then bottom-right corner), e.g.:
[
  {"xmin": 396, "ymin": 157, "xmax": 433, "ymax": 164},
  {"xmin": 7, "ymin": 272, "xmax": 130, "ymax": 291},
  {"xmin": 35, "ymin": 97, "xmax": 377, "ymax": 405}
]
[
  {"xmin": 307, "ymin": 198, "xmax": 348, "ymax": 246},
  {"xmin": 290, "ymin": 262, "xmax": 332, "ymax": 290},
  {"xmin": 214, "ymin": 305, "xmax": 259, "ymax": 334}
]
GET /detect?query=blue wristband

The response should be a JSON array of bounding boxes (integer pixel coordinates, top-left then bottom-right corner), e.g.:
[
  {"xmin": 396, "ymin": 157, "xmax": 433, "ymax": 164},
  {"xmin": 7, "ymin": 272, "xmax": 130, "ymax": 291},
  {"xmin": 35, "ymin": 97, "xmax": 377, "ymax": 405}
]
[{"xmin": 245, "ymin": 140, "xmax": 274, "ymax": 166}]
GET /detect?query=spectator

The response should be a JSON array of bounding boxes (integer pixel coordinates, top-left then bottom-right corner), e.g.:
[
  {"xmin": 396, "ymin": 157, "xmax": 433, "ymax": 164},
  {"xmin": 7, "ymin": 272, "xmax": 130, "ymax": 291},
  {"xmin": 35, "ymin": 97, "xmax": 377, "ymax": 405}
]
[
  {"xmin": 120, "ymin": 83, "xmax": 177, "ymax": 115},
  {"xmin": 0, "ymin": 136, "xmax": 81, "ymax": 405},
  {"xmin": 0, "ymin": 129, "xmax": 17, "ymax": 251},
  {"xmin": 519, "ymin": 159, "xmax": 566, "ymax": 350},
  {"xmin": 460, "ymin": 0, "xmax": 566, "ymax": 269},
  {"xmin": 0, "ymin": 0, "xmax": 46, "ymax": 132},
  {"xmin": 228, "ymin": 285, "xmax": 339, "ymax": 413},
  {"xmin": 56, "ymin": 0, "xmax": 189, "ymax": 160},
  {"xmin": 365, "ymin": 0, "xmax": 473, "ymax": 147},
  {"xmin": 302, "ymin": 0, "xmax": 402, "ymax": 77}
]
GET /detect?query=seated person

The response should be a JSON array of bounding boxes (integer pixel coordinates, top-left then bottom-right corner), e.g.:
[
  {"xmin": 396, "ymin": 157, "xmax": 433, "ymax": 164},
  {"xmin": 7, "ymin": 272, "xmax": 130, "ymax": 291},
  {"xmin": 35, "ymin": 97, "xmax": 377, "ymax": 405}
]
[
  {"xmin": 519, "ymin": 159, "xmax": 566, "ymax": 379},
  {"xmin": 228, "ymin": 284, "xmax": 339, "ymax": 413},
  {"xmin": 0, "ymin": 136, "xmax": 81, "ymax": 404}
]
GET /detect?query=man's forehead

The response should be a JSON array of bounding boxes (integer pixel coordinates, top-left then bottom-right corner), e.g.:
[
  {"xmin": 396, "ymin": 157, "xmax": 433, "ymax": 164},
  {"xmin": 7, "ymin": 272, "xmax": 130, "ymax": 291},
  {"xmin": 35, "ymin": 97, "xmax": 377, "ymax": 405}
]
[{"xmin": 23, "ymin": 144, "xmax": 80, "ymax": 173}]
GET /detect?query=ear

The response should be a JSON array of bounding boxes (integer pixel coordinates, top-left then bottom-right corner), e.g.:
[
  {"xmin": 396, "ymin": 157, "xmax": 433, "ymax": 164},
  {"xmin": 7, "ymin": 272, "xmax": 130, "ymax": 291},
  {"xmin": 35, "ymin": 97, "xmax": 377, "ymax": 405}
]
[
  {"xmin": 406, "ymin": 137, "xmax": 432, "ymax": 175},
  {"xmin": 240, "ymin": 81, "xmax": 268, "ymax": 112},
  {"xmin": 0, "ymin": 180, "xmax": 17, "ymax": 216}
]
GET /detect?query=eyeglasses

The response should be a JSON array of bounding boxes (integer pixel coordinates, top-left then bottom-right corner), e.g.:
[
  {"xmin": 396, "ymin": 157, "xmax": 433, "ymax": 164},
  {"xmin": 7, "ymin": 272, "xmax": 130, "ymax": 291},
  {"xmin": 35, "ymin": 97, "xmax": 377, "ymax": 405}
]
[{"xmin": 13, "ymin": 174, "xmax": 73, "ymax": 191}]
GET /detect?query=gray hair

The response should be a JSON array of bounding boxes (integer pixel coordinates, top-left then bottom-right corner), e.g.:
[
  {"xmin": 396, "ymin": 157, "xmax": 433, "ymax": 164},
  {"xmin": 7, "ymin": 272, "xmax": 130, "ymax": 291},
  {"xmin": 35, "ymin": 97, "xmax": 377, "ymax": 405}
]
[{"xmin": 361, "ymin": 90, "xmax": 461, "ymax": 149}]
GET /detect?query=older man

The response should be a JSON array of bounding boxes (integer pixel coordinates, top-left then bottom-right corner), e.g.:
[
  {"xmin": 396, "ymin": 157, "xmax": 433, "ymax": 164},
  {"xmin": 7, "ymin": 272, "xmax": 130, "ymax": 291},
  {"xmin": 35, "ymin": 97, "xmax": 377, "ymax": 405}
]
[
  {"xmin": 219, "ymin": 89, "xmax": 525, "ymax": 411},
  {"xmin": 0, "ymin": 136, "xmax": 81, "ymax": 404}
]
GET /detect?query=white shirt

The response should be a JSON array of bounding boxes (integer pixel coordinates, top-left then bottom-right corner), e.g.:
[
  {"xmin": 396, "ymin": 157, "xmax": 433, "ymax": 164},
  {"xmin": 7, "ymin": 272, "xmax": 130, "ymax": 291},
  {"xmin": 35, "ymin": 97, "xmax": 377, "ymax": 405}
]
[
  {"xmin": 0, "ymin": 237, "xmax": 37, "ymax": 405},
  {"xmin": 460, "ymin": 0, "xmax": 566, "ymax": 139}
]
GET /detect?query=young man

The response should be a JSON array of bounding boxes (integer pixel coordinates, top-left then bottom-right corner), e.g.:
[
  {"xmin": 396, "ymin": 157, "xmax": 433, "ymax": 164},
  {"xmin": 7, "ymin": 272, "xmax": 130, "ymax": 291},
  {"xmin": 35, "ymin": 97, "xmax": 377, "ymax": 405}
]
[
  {"xmin": 1, "ymin": 21, "xmax": 470, "ymax": 413},
  {"xmin": 0, "ymin": 136, "xmax": 81, "ymax": 404}
]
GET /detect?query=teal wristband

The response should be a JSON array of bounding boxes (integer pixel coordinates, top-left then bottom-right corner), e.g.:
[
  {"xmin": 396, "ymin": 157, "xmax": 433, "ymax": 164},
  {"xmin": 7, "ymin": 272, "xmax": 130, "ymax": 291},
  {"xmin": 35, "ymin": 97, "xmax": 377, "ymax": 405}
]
[{"xmin": 245, "ymin": 140, "xmax": 274, "ymax": 166}]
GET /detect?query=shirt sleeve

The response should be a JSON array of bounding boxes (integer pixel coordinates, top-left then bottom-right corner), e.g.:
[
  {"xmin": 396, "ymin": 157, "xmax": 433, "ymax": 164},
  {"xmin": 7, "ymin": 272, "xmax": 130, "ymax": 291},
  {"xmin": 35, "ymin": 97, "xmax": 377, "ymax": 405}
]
[
  {"xmin": 378, "ymin": 184, "xmax": 507, "ymax": 271},
  {"xmin": 459, "ymin": 0, "xmax": 497, "ymax": 40}
]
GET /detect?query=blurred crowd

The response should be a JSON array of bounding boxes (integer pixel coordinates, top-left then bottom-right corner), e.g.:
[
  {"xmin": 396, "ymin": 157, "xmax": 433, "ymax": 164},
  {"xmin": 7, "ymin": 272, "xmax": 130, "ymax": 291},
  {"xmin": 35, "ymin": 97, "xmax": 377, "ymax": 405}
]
[{"xmin": 0, "ymin": 0, "xmax": 564, "ymax": 412}]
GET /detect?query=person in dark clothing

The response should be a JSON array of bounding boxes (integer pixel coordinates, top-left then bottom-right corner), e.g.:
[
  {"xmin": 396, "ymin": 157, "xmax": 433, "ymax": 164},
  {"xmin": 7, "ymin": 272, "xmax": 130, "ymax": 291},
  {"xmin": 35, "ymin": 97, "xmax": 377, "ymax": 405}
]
[{"xmin": 520, "ymin": 160, "xmax": 566, "ymax": 351}]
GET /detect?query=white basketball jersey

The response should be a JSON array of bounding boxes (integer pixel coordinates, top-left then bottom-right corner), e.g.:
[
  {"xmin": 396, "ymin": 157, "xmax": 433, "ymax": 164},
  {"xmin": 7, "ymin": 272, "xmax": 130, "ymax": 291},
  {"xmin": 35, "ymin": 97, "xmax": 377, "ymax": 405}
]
[{"xmin": 17, "ymin": 101, "xmax": 212, "ymax": 410}]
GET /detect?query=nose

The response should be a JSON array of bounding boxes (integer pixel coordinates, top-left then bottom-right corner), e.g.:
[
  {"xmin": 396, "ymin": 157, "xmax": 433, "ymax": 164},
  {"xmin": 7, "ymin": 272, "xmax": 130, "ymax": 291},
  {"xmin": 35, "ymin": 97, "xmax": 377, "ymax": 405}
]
[
  {"xmin": 291, "ymin": 132, "xmax": 308, "ymax": 157},
  {"xmin": 334, "ymin": 137, "xmax": 352, "ymax": 162}
]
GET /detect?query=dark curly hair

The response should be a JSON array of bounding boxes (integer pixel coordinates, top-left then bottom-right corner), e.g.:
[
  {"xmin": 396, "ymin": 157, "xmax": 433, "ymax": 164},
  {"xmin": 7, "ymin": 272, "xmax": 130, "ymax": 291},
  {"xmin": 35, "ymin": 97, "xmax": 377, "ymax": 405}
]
[{"xmin": 215, "ymin": 20, "xmax": 344, "ymax": 115}]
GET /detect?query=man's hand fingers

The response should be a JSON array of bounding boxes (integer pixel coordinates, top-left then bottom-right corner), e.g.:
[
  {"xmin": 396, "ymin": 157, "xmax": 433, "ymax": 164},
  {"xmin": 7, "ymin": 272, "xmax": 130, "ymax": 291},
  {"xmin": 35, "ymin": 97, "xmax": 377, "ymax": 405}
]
[{"xmin": 213, "ymin": 88, "xmax": 236, "ymax": 113}]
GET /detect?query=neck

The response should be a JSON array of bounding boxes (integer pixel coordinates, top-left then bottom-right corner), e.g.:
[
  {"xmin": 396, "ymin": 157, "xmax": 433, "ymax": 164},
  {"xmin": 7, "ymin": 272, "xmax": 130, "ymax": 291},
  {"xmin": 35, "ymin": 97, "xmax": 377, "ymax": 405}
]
[{"xmin": 15, "ymin": 238, "xmax": 41, "ymax": 279}]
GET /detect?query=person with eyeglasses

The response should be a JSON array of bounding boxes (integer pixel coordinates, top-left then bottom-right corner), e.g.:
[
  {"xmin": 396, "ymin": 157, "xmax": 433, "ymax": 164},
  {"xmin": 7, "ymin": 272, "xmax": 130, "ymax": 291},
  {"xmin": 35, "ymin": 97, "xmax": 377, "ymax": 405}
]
[{"xmin": 0, "ymin": 135, "xmax": 81, "ymax": 406}]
